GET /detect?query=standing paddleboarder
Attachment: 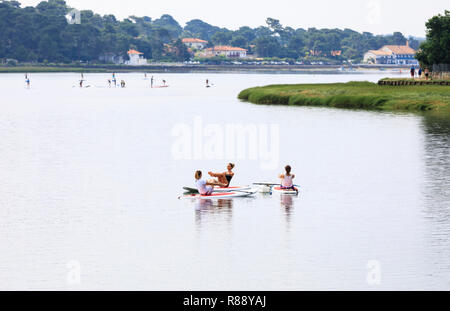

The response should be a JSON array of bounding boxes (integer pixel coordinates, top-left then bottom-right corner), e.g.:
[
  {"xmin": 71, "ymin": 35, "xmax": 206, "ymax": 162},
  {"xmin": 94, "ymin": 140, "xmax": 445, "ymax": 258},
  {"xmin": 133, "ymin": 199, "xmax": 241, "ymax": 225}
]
[{"xmin": 25, "ymin": 74, "xmax": 30, "ymax": 88}]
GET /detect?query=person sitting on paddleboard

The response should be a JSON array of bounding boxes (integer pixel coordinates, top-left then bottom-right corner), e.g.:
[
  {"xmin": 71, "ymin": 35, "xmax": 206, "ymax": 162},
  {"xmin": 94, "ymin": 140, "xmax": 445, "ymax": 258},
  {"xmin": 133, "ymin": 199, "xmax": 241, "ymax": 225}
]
[
  {"xmin": 195, "ymin": 171, "xmax": 226, "ymax": 195},
  {"xmin": 208, "ymin": 163, "xmax": 235, "ymax": 188},
  {"xmin": 279, "ymin": 165, "xmax": 296, "ymax": 191}
]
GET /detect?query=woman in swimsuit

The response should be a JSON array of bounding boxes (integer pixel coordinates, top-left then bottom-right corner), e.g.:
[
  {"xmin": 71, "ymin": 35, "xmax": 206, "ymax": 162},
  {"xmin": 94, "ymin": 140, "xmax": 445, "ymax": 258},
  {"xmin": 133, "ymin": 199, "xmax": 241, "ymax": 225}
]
[{"xmin": 208, "ymin": 163, "xmax": 235, "ymax": 188}]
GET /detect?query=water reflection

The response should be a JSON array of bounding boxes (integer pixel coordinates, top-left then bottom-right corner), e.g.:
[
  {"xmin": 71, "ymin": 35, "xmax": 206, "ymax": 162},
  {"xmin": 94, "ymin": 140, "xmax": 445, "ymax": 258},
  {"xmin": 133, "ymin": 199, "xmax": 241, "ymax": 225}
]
[
  {"xmin": 194, "ymin": 199, "xmax": 234, "ymax": 229},
  {"xmin": 421, "ymin": 113, "xmax": 450, "ymax": 285},
  {"xmin": 280, "ymin": 194, "xmax": 295, "ymax": 228},
  {"xmin": 422, "ymin": 114, "xmax": 450, "ymax": 221}
]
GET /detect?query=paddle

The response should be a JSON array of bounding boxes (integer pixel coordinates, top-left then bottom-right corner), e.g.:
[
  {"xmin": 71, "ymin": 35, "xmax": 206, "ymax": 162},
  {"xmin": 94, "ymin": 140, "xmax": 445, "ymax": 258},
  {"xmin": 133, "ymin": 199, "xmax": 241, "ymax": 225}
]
[{"xmin": 253, "ymin": 182, "xmax": 301, "ymax": 188}]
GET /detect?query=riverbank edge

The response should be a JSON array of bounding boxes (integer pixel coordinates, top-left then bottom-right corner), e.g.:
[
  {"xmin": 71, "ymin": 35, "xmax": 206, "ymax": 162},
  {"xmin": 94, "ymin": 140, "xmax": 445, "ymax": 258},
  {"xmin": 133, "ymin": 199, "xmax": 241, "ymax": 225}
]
[
  {"xmin": 0, "ymin": 64, "xmax": 412, "ymax": 74},
  {"xmin": 238, "ymin": 81, "xmax": 450, "ymax": 113}
]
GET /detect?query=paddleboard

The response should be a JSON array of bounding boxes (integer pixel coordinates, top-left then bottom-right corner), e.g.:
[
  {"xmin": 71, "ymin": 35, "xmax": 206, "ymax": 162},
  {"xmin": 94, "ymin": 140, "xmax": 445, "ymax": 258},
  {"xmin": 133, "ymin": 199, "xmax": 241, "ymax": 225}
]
[
  {"xmin": 213, "ymin": 186, "xmax": 251, "ymax": 193},
  {"xmin": 183, "ymin": 186, "xmax": 251, "ymax": 194},
  {"xmin": 272, "ymin": 186, "xmax": 299, "ymax": 195},
  {"xmin": 180, "ymin": 191, "xmax": 256, "ymax": 200}
]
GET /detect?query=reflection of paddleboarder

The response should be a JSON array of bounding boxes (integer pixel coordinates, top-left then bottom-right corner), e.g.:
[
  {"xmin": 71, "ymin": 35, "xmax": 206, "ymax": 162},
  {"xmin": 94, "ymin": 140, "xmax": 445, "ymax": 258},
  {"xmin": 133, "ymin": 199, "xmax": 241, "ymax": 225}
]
[{"xmin": 79, "ymin": 79, "xmax": 83, "ymax": 88}]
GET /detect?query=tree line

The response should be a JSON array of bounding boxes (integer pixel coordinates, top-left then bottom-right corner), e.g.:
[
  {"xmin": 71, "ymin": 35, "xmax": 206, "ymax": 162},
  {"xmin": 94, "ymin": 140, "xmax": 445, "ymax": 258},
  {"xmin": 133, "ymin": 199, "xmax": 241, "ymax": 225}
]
[{"xmin": 0, "ymin": 0, "xmax": 425, "ymax": 64}]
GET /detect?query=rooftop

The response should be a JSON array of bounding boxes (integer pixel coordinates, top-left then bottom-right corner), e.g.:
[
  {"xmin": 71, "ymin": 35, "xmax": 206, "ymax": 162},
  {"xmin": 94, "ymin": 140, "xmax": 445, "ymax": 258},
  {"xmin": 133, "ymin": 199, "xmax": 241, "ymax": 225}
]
[
  {"xmin": 367, "ymin": 50, "xmax": 393, "ymax": 56},
  {"xmin": 127, "ymin": 49, "xmax": 143, "ymax": 55},
  {"xmin": 182, "ymin": 38, "xmax": 208, "ymax": 43},
  {"xmin": 382, "ymin": 45, "xmax": 416, "ymax": 55}
]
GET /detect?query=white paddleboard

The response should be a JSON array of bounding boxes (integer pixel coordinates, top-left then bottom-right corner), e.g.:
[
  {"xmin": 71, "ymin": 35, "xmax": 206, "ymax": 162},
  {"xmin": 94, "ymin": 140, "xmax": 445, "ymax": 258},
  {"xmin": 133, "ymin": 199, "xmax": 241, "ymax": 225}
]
[
  {"xmin": 181, "ymin": 191, "xmax": 256, "ymax": 200},
  {"xmin": 272, "ymin": 186, "xmax": 299, "ymax": 195},
  {"xmin": 213, "ymin": 186, "xmax": 251, "ymax": 193}
]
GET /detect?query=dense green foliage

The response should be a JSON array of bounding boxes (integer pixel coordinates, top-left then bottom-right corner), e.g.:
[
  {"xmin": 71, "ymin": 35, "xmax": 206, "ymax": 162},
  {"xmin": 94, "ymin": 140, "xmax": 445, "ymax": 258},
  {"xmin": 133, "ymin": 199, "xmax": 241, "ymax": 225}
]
[
  {"xmin": 238, "ymin": 82, "xmax": 450, "ymax": 112},
  {"xmin": 0, "ymin": 0, "xmax": 422, "ymax": 64},
  {"xmin": 0, "ymin": 0, "xmax": 189, "ymax": 62},
  {"xmin": 416, "ymin": 11, "xmax": 450, "ymax": 66}
]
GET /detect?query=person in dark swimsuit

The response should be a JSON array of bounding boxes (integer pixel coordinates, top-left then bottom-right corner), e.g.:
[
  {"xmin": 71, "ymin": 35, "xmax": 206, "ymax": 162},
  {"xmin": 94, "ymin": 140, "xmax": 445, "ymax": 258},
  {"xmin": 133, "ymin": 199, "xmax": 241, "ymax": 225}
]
[{"xmin": 208, "ymin": 163, "xmax": 235, "ymax": 188}]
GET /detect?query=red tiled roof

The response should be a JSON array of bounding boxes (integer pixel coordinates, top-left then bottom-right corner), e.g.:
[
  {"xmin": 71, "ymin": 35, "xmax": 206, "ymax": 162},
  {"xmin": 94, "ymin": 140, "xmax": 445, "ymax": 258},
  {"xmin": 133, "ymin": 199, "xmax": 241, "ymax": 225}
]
[
  {"xmin": 383, "ymin": 45, "xmax": 416, "ymax": 54},
  {"xmin": 182, "ymin": 38, "xmax": 208, "ymax": 43},
  {"xmin": 127, "ymin": 49, "xmax": 143, "ymax": 55},
  {"xmin": 367, "ymin": 50, "xmax": 392, "ymax": 56}
]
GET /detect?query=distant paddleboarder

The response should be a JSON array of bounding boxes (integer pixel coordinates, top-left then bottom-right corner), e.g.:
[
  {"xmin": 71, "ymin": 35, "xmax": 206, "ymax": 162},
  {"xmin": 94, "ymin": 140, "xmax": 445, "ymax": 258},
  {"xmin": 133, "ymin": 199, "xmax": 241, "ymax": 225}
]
[
  {"xmin": 25, "ymin": 74, "xmax": 30, "ymax": 88},
  {"xmin": 112, "ymin": 73, "xmax": 117, "ymax": 87},
  {"xmin": 151, "ymin": 76, "xmax": 154, "ymax": 88}
]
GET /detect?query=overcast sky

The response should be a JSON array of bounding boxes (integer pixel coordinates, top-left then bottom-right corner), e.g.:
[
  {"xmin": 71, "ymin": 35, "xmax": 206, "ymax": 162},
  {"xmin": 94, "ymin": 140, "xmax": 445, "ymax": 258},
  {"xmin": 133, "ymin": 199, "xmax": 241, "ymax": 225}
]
[{"xmin": 20, "ymin": 0, "xmax": 448, "ymax": 37}]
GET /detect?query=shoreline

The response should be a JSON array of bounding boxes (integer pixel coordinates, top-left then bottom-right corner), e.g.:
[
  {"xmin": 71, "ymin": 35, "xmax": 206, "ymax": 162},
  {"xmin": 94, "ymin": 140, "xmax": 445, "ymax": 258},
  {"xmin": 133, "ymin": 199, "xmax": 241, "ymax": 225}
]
[
  {"xmin": 238, "ymin": 81, "xmax": 450, "ymax": 113},
  {"xmin": 0, "ymin": 64, "xmax": 412, "ymax": 74}
]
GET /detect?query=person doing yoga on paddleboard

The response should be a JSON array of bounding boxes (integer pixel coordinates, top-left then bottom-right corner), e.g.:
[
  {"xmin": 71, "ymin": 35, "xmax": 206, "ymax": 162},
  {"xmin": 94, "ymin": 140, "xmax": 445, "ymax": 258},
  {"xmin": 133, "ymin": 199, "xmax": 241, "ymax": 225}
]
[
  {"xmin": 195, "ymin": 171, "xmax": 227, "ymax": 196},
  {"xmin": 279, "ymin": 165, "xmax": 296, "ymax": 191},
  {"xmin": 208, "ymin": 163, "xmax": 235, "ymax": 188}
]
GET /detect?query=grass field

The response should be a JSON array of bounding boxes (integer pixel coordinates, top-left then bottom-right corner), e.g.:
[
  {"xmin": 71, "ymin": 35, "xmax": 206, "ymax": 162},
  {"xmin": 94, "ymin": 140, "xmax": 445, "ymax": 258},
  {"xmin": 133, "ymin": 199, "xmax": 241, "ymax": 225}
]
[{"xmin": 238, "ymin": 81, "xmax": 450, "ymax": 112}]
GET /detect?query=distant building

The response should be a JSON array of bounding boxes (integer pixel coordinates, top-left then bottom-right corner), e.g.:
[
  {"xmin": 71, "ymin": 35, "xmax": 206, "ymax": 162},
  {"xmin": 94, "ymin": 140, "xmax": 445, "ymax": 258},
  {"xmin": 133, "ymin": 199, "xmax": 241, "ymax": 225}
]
[
  {"xmin": 126, "ymin": 49, "xmax": 148, "ymax": 66},
  {"xmin": 203, "ymin": 46, "xmax": 247, "ymax": 58},
  {"xmin": 363, "ymin": 42, "xmax": 418, "ymax": 65},
  {"xmin": 182, "ymin": 38, "xmax": 208, "ymax": 50},
  {"xmin": 99, "ymin": 53, "xmax": 124, "ymax": 65}
]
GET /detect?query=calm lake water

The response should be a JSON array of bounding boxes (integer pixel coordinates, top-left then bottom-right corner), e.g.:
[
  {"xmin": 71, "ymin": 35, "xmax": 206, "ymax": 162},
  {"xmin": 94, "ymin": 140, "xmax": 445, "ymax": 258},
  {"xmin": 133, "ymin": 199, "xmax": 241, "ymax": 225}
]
[{"xmin": 0, "ymin": 72, "xmax": 449, "ymax": 290}]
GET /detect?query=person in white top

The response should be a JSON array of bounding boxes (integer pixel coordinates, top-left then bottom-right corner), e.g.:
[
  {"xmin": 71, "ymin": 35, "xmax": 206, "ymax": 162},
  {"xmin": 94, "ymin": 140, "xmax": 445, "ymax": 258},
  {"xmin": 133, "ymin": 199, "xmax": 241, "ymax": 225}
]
[
  {"xmin": 279, "ymin": 165, "xmax": 296, "ymax": 190},
  {"xmin": 195, "ymin": 171, "xmax": 227, "ymax": 196}
]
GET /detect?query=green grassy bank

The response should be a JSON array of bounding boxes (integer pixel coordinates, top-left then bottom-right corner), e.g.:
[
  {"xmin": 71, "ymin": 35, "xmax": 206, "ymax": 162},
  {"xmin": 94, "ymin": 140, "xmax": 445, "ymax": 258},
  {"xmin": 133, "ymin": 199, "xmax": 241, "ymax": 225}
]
[{"xmin": 238, "ymin": 81, "xmax": 450, "ymax": 112}]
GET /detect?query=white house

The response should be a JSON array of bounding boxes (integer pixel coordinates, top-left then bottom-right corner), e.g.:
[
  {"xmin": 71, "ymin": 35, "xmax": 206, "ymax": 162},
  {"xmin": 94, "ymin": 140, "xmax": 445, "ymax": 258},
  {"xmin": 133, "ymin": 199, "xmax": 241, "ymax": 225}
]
[
  {"xmin": 363, "ymin": 42, "xmax": 418, "ymax": 65},
  {"xmin": 204, "ymin": 46, "xmax": 247, "ymax": 58},
  {"xmin": 126, "ymin": 49, "xmax": 148, "ymax": 66},
  {"xmin": 182, "ymin": 38, "xmax": 208, "ymax": 50}
]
